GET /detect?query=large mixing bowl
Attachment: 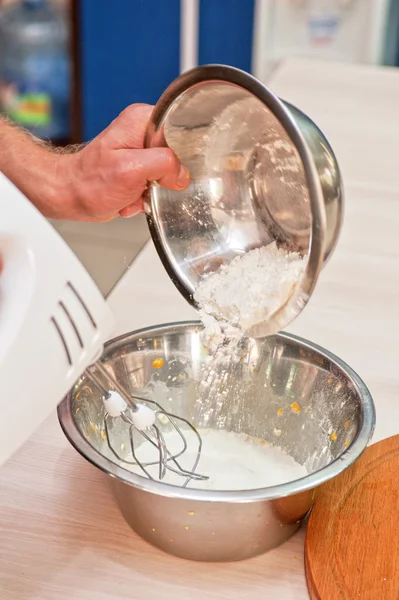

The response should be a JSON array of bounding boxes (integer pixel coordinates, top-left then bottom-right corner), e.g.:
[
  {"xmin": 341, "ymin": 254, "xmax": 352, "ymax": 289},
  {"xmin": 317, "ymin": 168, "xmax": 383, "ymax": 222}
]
[{"xmin": 58, "ymin": 322, "xmax": 375, "ymax": 562}]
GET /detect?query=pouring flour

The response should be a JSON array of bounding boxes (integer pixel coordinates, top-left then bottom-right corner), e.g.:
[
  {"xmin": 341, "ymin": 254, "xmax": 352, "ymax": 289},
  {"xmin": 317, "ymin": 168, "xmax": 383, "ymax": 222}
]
[{"xmin": 195, "ymin": 242, "xmax": 306, "ymax": 348}]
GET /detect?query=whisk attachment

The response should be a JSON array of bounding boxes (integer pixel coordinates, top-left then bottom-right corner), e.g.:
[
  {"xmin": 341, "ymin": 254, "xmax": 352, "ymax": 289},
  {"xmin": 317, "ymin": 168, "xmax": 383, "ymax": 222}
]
[{"xmin": 85, "ymin": 362, "xmax": 208, "ymax": 488}]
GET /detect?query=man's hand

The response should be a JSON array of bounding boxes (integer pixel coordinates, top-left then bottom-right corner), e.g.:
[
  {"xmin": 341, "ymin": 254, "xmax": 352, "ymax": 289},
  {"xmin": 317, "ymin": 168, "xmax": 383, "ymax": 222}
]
[
  {"xmin": 0, "ymin": 104, "xmax": 190, "ymax": 221},
  {"xmin": 59, "ymin": 104, "xmax": 190, "ymax": 221}
]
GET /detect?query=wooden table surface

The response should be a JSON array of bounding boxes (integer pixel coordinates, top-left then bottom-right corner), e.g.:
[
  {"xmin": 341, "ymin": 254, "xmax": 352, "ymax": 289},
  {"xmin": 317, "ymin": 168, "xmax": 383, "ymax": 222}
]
[{"xmin": 1, "ymin": 58, "xmax": 399, "ymax": 599}]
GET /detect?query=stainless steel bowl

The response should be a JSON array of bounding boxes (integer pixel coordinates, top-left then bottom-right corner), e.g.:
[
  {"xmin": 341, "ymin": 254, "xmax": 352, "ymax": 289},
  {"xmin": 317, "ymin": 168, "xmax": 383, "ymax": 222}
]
[
  {"xmin": 58, "ymin": 322, "xmax": 374, "ymax": 562},
  {"xmin": 145, "ymin": 65, "xmax": 344, "ymax": 337}
]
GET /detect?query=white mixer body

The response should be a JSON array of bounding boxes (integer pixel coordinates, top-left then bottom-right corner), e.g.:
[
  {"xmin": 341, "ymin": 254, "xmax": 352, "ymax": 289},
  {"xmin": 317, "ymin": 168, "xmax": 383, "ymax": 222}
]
[{"xmin": 0, "ymin": 173, "xmax": 115, "ymax": 465}]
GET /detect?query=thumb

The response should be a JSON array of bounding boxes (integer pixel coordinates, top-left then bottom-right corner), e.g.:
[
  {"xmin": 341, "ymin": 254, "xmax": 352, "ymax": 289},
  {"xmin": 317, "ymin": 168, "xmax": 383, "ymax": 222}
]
[{"xmin": 129, "ymin": 147, "xmax": 190, "ymax": 190}]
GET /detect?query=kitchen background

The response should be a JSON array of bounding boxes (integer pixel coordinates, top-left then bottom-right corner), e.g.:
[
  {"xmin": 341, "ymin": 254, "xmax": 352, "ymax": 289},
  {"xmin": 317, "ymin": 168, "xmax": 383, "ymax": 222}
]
[{"xmin": 1, "ymin": 0, "xmax": 398, "ymax": 295}]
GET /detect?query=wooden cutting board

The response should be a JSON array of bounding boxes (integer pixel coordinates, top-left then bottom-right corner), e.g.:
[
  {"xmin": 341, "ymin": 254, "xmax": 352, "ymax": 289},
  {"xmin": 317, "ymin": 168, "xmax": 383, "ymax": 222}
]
[{"xmin": 305, "ymin": 435, "xmax": 399, "ymax": 600}]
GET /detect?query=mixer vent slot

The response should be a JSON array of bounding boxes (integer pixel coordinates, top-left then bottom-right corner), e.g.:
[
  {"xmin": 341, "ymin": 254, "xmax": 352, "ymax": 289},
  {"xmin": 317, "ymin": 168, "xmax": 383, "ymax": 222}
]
[
  {"xmin": 59, "ymin": 301, "xmax": 84, "ymax": 349},
  {"xmin": 51, "ymin": 317, "xmax": 72, "ymax": 366},
  {"xmin": 51, "ymin": 281, "xmax": 98, "ymax": 366},
  {"xmin": 67, "ymin": 281, "xmax": 97, "ymax": 329}
]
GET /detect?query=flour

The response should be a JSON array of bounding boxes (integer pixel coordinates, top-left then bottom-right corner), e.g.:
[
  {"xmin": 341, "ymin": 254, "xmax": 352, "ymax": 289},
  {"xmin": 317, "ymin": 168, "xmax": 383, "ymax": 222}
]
[
  {"xmin": 131, "ymin": 428, "xmax": 307, "ymax": 490},
  {"xmin": 195, "ymin": 242, "xmax": 306, "ymax": 345}
]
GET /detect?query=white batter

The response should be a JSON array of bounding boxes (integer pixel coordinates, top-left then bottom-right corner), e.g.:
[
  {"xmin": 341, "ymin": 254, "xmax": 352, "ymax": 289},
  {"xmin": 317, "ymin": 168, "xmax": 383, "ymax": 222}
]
[{"xmin": 131, "ymin": 428, "xmax": 307, "ymax": 490}]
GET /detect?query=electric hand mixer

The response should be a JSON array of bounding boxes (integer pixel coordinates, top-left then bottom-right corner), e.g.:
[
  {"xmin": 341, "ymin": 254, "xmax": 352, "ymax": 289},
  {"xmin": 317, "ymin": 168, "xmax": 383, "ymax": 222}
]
[{"xmin": 0, "ymin": 173, "xmax": 207, "ymax": 485}]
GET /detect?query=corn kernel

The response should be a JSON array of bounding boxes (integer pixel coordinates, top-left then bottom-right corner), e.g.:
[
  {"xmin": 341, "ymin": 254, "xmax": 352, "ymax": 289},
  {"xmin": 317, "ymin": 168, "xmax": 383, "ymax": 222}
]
[
  {"xmin": 290, "ymin": 402, "xmax": 301, "ymax": 413},
  {"xmin": 152, "ymin": 357, "xmax": 164, "ymax": 369},
  {"xmin": 331, "ymin": 432, "xmax": 337, "ymax": 442},
  {"xmin": 277, "ymin": 408, "xmax": 283, "ymax": 416}
]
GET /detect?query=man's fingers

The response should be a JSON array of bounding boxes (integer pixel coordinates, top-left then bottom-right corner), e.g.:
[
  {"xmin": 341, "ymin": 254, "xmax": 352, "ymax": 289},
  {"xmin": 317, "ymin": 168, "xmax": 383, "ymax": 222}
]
[
  {"xmin": 125, "ymin": 147, "xmax": 190, "ymax": 190},
  {"xmin": 104, "ymin": 104, "xmax": 154, "ymax": 149},
  {"xmin": 159, "ymin": 163, "xmax": 190, "ymax": 190},
  {"xmin": 117, "ymin": 147, "xmax": 190, "ymax": 218},
  {"xmin": 94, "ymin": 214, "xmax": 120, "ymax": 223},
  {"xmin": 119, "ymin": 198, "xmax": 145, "ymax": 219}
]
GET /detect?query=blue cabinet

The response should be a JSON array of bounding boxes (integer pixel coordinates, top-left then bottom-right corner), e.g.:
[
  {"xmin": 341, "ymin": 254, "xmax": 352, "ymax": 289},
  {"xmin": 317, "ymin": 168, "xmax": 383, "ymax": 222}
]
[
  {"xmin": 198, "ymin": 0, "xmax": 255, "ymax": 72},
  {"xmin": 78, "ymin": 0, "xmax": 180, "ymax": 141}
]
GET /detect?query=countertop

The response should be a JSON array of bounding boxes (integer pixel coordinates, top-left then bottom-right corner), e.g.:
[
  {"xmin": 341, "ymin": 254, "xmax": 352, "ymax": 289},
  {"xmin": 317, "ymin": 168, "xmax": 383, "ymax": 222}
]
[{"xmin": 1, "ymin": 58, "xmax": 399, "ymax": 599}]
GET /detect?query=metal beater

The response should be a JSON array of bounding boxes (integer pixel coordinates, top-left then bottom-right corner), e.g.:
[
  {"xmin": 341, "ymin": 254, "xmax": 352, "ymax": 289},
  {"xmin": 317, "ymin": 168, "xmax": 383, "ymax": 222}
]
[{"xmin": 85, "ymin": 362, "xmax": 208, "ymax": 487}]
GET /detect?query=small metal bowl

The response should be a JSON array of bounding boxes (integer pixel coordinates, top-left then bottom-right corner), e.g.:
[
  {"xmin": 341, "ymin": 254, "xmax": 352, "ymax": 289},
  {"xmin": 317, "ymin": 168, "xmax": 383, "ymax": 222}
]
[
  {"xmin": 145, "ymin": 65, "xmax": 344, "ymax": 337},
  {"xmin": 58, "ymin": 322, "xmax": 375, "ymax": 562}
]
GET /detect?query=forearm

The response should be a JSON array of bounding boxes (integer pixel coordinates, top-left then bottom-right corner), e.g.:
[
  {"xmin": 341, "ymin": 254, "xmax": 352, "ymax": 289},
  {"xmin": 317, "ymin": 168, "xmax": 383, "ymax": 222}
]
[{"xmin": 0, "ymin": 118, "xmax": 76, "ymax": 218}]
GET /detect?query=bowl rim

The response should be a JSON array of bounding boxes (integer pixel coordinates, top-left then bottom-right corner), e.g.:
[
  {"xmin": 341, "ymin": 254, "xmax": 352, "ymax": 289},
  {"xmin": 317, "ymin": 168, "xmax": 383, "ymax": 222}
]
[
  {"xmin": 58, "ymin": 321, "xmax": 376, "ymax": 503},
  {"xmin": 144, "ymin": 64, "xmax": 327, "ymax": 335}
]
